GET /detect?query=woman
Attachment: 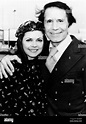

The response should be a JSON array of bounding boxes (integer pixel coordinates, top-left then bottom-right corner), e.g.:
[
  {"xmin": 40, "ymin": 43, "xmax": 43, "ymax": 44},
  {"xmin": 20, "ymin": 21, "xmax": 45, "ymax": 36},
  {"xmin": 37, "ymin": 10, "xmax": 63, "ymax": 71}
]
[{"xmin": 0, "ymin": 20, "xmax": 48, "ymax": 116}]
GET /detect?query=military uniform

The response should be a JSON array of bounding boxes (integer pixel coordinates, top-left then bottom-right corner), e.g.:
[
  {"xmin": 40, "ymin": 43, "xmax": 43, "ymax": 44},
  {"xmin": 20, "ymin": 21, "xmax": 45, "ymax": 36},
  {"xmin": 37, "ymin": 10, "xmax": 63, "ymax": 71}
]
[{"xmin": 43, "ymin": 35, "xmax": 86, "ymax": 116}]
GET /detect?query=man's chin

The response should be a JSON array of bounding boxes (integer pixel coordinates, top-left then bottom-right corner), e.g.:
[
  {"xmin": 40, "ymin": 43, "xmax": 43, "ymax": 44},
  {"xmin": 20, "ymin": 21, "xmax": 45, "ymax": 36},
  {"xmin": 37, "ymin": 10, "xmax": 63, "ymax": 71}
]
[{"xmin": 51, "ymin": 39, "xmax": 62, "ymax": 43}]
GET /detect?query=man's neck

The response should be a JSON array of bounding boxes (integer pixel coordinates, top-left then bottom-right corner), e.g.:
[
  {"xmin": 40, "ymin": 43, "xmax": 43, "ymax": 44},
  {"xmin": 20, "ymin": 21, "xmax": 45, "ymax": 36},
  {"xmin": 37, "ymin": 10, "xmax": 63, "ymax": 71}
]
[
  {"xmin": 51, "ymin": 42, "xmax": 61, "ymax": 47},
  {"xmin": 50, "ymin": 35, "xmax": 69, "ymax": 47}
]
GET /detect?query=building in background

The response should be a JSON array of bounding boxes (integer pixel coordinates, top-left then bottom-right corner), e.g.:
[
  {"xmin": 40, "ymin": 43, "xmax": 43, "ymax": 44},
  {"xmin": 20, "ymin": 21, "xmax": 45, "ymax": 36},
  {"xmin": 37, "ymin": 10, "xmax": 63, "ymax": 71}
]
[
  {"xmin": 0, "ymin": 0, "xmax": 86, "ymax": 53},
  {"xmin": 0, "ymin": 29, "xmax": 4, "ymax": 44}
]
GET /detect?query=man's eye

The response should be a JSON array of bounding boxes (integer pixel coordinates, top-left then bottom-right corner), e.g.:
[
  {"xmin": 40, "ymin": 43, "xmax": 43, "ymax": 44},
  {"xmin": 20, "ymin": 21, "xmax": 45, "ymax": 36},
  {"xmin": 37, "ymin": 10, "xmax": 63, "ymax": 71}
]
[
  {"xmin": 58, "ymin": 19, "xmax": 64, "ymax": 22},
  {"xmin": 47, "ymin": 19, "xmax": 52, "ymax": 23}
]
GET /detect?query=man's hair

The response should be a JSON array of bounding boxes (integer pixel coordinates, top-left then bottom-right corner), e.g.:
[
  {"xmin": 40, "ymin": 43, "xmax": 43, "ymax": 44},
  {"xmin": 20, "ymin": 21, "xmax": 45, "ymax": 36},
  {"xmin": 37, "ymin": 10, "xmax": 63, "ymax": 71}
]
[{"xmin": 36, "ymin": 1, "xmax": 76, "ymax": 27}]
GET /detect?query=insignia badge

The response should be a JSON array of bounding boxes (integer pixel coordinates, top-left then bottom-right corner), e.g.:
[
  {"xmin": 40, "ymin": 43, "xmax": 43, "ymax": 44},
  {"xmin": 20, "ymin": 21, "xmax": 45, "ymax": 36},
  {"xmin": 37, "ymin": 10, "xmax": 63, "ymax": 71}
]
[{"xmin": 64, "ymin": 79, "xmax": 74, "ymax": 84}]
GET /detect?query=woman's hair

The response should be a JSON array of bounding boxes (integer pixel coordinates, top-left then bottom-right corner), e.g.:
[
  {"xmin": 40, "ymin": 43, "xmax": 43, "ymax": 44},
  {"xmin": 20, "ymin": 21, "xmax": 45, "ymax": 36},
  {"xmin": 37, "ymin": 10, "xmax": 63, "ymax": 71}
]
[
  {"xmin": 36, "ymin": 1, "xmax": 76, "ymax": 27},
  {"xmin": 15, "ymin": 20, "xmax": 45, "ymax": 63}
]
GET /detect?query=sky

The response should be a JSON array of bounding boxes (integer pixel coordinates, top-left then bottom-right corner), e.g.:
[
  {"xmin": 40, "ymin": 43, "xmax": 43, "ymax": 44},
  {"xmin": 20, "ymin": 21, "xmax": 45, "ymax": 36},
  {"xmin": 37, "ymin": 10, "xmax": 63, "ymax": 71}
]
[{"xmin": 0, "ymin": 0, "xmax": 86, "ymax": 40}]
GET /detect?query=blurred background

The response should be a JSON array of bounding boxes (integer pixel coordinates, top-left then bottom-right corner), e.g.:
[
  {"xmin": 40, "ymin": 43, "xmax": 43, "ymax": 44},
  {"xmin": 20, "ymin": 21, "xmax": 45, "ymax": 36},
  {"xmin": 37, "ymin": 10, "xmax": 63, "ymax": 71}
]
[{"xmin": 0, "ymin": 0, "xmax": 86, "ymax": 53}]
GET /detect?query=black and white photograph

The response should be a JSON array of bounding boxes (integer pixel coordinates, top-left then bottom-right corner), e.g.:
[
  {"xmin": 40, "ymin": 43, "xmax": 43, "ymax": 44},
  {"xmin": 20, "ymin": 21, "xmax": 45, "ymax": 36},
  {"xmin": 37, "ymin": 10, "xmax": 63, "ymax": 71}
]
[{"xmin": 0, "ymin": 0, "xmax": 86, "ymax": 123}]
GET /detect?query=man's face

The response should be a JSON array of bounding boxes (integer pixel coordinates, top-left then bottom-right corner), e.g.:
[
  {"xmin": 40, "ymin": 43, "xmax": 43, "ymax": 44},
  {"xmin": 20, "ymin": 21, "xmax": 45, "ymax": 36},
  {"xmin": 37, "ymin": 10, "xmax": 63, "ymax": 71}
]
[{"xmin": 44, "ymin": 7, "xmax": 69, "ymax": 44}]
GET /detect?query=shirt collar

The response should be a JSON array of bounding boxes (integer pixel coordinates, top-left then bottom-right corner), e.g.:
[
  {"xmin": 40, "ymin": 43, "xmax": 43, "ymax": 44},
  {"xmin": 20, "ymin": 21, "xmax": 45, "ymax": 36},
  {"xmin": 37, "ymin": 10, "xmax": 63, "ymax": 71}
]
[{"xmin": 49, "ymin": 35, "xmax": 72, "ymax": 52}]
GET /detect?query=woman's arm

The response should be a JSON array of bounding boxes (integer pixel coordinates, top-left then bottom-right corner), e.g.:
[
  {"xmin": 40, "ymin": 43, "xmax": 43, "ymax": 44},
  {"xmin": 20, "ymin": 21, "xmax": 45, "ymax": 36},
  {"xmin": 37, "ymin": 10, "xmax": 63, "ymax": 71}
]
[
  {"xmin": 0, "ymin": 31, "xmax": 85, "ymax": 79},
  {"xmin": 0, "ymin": 55, "xmax": 22, "ymax": 78}
]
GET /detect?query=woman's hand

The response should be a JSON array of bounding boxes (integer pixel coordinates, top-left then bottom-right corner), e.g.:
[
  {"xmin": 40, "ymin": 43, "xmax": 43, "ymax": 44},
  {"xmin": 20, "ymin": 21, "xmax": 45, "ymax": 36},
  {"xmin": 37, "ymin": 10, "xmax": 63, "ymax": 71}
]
[{"xmin": 0, "ymin": 55, "xmax": 21, "ymax": 78}]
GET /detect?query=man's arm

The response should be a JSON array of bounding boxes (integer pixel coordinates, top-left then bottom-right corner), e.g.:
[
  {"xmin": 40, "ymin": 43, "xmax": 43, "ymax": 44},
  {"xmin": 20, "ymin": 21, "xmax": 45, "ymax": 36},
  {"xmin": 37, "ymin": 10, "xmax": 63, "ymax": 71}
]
[
  {"xmin": 0, "ymin": 55, "xmax": 22, "ymax": 78},
  {"xmin": 0, "ymin": 31, "xmax": 85, "ymax": 78}
]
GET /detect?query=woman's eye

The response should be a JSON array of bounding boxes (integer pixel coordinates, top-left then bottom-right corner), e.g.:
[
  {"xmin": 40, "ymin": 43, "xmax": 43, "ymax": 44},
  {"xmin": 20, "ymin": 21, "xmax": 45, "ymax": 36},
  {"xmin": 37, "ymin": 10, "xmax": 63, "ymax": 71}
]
[
  {"xmin": 37, "ymin": 38, "xmax": 43, "ymax": 42},
  {"xmin": 26, "ymin": 38, "xmax": 32, "ymax": 42}
]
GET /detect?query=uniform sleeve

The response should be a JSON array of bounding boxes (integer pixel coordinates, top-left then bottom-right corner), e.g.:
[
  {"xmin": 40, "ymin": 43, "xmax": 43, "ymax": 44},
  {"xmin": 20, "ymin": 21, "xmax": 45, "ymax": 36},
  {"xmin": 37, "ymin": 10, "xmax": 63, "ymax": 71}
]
[{"xmin": 83, "ymin": 65, "xmax": 86, "ymax": 97}]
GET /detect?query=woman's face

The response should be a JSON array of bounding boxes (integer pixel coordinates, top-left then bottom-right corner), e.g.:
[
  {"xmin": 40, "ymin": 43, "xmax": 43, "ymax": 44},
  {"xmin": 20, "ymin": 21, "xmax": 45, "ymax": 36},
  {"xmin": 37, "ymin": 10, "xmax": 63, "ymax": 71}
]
[
  {"xmin": 44, "ymin": 7, "xmax": 69, "ymax": 44},
  {"xmin": 22, "ymin": 30, "xmax": 43, "ymax": 59}
]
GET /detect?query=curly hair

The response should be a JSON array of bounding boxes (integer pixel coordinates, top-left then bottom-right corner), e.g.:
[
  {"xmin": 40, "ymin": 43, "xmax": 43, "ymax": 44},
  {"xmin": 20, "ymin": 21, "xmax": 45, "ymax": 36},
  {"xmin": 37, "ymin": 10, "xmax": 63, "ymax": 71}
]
[
  {"xmin": 15, "ymin": 20, "xmax": 45, "ymax": 63},
  {"xmin": 15, "ymin": 20, "xmax": 44, "ymax": 39},
  {"xmin": 36, "ymin": 1, "xmax": 76, "ymax": 27}
]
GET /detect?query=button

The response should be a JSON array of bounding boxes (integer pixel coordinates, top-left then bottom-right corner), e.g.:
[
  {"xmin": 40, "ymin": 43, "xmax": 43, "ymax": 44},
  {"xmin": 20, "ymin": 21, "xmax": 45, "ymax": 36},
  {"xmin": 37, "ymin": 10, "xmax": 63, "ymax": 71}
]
[
  {"xmin": 69, "ymin": 103, "xmax": 71, "ymax": 106},
  {"xmin": 69, "ymin": 56, "xmax": 71, "ymax": 59},
  {"xmin": 82, "ymin": 68, "xmax": 84, "ymax": 71},
  {"xmin": 61, "ymin": 81, "xmax": 63, "ymax": 83},
  {"xmin": 55, "ymin": 98, "xmax": 57, "ymax": 101},
  {"xmin": 32, "ymin": 65, "xmax": 35, "ymax": 69},
  {"xmin": 42, "ymin": 79, "xmax": 44, "ymax": 82},
  {"xmin": 55, "ymin": 91, "xmax": 58, "ymax": 94},
  {"xmin": 82, "ymin": 91, "xmax": 84, "ymax": 94}
]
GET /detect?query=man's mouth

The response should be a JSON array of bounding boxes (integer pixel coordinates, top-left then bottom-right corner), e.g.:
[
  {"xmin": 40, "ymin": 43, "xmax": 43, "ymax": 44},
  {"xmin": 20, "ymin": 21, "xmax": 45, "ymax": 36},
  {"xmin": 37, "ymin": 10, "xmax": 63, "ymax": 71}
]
[{"xmin": 50, "ymin": 32, "xmax": 62, "ymax": 35}]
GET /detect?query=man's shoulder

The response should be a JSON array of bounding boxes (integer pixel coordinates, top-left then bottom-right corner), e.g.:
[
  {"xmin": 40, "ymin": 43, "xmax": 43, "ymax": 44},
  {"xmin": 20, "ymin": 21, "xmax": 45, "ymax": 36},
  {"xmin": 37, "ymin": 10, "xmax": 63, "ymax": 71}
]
[
  {"xmin": 70, "ymin": 35, "xmax": 82, "ymax": 42},
  {"xmin": 71, "ymin": 35, "xmax": 86, "ymax": 51}
]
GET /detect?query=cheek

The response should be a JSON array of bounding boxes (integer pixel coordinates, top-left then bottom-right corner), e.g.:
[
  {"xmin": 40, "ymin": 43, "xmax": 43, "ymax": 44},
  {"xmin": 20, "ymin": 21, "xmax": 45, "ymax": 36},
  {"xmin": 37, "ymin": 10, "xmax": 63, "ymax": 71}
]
[
  {"xmin": 61, "ymin": 21, "xmax": 69, "ymax": 30},
  {"xmin": 45, "ymin": 27, "xmax": 50, "ymax": 36},
  {"xmin": 44, "ymin": 23, "xmax": 50, "ymax": 31},
  {"xmin": 38, "ymin": 43, "xmax": 43, "ymax": 48},
  {"xmin": 23, "ymin": 42, "xmax": 31, "ymax": 48},
  {"xmin": 62, "ymin": 24, "xmax": 68, "ymax": 30}
]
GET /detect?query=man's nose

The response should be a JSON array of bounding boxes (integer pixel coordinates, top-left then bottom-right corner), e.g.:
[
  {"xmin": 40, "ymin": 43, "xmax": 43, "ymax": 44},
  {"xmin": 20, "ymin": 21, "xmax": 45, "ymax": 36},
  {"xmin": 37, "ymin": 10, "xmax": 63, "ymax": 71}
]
[{"xmin": 52, "ymin": 21, "xmax": 59, "ymax": 30}]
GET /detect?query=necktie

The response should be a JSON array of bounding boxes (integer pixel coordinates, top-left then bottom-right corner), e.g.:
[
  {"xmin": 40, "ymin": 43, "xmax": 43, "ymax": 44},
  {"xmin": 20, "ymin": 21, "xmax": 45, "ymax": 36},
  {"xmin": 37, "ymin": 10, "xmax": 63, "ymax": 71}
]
[{"xmin": 46, "ymin": 47, "xmax": 58, "ymax": 73}]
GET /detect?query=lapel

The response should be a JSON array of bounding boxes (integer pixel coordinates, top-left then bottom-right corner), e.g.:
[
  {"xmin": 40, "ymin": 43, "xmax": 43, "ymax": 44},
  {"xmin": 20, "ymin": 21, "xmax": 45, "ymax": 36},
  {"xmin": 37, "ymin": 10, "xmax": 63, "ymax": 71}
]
[{"xmin": 50, "ymin": 36, "xmax": 85, "ymax": 84}]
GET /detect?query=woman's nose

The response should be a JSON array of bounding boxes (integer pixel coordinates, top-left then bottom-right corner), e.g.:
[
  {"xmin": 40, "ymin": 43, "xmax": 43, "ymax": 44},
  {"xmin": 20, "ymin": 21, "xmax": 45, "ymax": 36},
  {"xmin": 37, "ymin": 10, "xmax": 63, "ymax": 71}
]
[{"xmin": 31, "ymin": 41, "xmax": 37, "ymax": 47}]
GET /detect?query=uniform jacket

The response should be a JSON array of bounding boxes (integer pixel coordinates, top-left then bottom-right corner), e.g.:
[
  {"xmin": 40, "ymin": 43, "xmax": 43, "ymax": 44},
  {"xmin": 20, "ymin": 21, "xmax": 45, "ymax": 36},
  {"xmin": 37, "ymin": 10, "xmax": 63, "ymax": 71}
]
[{"xmin": 42, "ymin": 35, "xmax": 86, "ymax": 116}]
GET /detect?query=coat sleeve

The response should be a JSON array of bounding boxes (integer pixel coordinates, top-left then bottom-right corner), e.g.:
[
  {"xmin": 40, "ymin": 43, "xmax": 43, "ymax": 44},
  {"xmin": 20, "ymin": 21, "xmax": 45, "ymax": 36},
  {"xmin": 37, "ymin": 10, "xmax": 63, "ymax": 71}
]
[{"xmin": 83, "ymin": 65, "xmax": 86, "ymax": 97}]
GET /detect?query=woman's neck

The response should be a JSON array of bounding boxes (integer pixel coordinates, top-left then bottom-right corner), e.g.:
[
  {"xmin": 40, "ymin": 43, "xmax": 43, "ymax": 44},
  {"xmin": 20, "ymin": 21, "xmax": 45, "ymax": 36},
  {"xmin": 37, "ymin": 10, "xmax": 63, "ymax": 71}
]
[{"xmin": 28, "ymin": 56, "xmax": 35, "ymax": 60}]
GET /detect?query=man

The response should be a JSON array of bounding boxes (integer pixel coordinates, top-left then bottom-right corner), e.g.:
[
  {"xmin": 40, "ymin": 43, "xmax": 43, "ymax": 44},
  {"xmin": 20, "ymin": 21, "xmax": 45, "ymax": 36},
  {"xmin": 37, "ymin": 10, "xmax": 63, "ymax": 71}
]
[{"xmin": 0, "ymin": 1, "xmax": 86, "ymax": 116}]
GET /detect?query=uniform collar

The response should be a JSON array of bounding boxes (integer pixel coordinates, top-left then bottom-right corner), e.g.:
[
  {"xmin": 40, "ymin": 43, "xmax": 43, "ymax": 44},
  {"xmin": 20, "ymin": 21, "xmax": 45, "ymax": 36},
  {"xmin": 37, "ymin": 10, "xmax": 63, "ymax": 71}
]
[{"xmin": 49, "ymin": 35, "xmax": 72, "ymax": 53}]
